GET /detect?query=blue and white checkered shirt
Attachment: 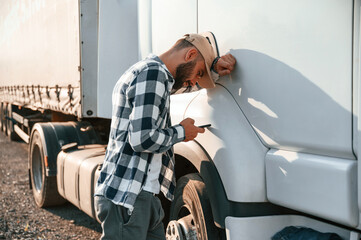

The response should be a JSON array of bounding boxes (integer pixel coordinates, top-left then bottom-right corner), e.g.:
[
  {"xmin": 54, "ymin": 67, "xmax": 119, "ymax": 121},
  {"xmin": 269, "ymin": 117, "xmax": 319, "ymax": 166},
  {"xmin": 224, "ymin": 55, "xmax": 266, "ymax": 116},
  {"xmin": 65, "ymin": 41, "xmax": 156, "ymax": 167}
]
[{"xmin": 95, "ymin": 54, "xmax": 185, "ymax": 211}]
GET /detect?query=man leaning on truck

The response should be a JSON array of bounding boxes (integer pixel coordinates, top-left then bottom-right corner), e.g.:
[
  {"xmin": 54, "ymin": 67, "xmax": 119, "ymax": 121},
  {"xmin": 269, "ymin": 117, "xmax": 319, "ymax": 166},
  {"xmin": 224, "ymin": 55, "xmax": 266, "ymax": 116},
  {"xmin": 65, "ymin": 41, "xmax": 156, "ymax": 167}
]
[{"xmin": 94, "ymin": 33, "xmax": 236, "ymax": 240}]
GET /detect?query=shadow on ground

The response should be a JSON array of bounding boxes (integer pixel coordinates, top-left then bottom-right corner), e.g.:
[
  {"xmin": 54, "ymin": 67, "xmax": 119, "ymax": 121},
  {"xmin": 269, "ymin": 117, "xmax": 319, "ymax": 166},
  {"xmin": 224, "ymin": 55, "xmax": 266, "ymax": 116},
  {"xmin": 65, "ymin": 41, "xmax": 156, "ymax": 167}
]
[{"xmin": 45, "ymin": 202, "xmax": 102, "ymax": 233}]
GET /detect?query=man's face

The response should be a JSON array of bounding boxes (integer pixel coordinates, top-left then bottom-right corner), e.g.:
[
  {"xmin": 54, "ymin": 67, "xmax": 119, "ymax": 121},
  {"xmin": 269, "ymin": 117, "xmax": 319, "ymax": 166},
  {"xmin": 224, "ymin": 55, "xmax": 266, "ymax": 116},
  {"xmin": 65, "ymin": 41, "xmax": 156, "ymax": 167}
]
[{"xmin": 172, "ymin": 59, "xmax": 206, "ymax": 91}]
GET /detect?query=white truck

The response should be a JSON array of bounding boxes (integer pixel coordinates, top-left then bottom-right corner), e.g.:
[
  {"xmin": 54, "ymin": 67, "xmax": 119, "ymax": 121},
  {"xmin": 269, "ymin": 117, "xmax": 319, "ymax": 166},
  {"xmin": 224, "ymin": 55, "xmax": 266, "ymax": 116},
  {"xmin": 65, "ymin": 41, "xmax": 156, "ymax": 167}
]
[{"xmin": 1, "ymin": 0, "xmax": 360, "ymax": 239}]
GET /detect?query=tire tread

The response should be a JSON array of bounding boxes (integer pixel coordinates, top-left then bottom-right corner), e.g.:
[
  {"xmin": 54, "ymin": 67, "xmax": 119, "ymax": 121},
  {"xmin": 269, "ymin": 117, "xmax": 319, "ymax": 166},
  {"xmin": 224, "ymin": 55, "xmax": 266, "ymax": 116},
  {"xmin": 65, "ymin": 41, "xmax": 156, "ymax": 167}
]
[
  {"xmin": 170, "ymin": 173, "xmax": 225, "ymax": 240},
  {"xmin": 30, "ymin": 130, "xmax": 65, "ymax": 207}
]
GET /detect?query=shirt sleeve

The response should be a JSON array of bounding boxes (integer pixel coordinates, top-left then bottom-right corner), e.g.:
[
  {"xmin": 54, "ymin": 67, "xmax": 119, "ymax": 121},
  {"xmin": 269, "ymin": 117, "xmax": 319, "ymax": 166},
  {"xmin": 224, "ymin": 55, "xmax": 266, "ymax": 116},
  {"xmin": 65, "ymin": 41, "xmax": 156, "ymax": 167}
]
[{"xmin": 126, "ymin": 67, "xmax": 185, "ymax": 153}]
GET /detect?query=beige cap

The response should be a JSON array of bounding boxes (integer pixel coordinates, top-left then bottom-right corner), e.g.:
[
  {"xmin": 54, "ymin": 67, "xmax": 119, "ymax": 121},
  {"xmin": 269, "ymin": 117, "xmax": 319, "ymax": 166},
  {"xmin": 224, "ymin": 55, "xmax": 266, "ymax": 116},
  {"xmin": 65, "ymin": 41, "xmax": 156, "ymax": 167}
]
[{"xmin": 182, "ymin": 32, "xmax": 219, "ymax": 88}]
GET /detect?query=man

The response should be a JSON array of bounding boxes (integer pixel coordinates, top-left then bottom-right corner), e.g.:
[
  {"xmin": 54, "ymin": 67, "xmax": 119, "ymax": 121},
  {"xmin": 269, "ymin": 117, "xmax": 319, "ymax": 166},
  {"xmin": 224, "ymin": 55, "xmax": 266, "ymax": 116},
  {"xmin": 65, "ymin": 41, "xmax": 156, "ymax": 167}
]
[{"xmin": 95, "ymin": 32, "xmax": 236, "ymax": 239}]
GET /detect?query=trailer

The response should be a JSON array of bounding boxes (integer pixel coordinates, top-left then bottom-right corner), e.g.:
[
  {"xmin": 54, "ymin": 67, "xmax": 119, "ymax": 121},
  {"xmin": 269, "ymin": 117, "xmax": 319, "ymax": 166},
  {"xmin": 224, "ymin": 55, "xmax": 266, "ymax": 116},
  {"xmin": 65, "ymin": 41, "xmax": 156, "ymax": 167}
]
[
  {"xmin": 2, "ymin": 0, "xmax": 361, "ymax": 239},
  {"xmin": 0, "ymin": 0, "xmax": 139, "ymax": 220}
]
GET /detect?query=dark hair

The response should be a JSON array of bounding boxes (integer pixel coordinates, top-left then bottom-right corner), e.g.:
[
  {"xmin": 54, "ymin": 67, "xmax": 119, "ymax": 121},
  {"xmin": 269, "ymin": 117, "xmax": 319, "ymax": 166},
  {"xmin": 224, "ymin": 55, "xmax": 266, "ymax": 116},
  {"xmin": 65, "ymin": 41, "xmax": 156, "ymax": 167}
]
[
  {"xmin": 172, "ymin": 39, "xmax": 204, "ymax": 61},
  {"xmin": 173, "ymin": 39, "xmax": 194, "ymax": 51}
]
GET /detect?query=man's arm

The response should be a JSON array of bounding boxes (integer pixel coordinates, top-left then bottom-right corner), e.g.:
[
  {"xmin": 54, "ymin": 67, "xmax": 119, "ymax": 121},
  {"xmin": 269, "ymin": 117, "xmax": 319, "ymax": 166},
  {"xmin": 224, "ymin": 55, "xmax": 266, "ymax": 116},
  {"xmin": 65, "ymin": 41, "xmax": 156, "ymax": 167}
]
[{"xmin": 127, "ymin": 69, "xmax": 185, "ymax": 153}]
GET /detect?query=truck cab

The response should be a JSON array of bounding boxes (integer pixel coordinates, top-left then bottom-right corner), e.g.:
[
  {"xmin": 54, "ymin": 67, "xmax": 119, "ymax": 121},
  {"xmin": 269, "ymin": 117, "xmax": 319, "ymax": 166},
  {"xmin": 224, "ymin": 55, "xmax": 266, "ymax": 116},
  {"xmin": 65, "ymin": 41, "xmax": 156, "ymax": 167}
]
[{"xmin": 147, "ymin": 0, "xmax": 361, "ymax": 239}]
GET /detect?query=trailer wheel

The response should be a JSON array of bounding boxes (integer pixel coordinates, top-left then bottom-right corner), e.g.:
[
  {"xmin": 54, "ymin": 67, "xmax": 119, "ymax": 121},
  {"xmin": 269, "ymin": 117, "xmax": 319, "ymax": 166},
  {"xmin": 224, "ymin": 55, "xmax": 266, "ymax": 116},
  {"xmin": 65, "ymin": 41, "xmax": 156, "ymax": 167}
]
[
  {"xmin": 0, "ymin": 102, "xmax": 3, "ymax": 132},
  {"xmin": 167, "ymin": 173, "xmax": 224, "ymax": 240},
  {"xmin": 6, "ymin": 104, "xmax": 19, "ymax": 141},
  {"xmin": 30, "ymin": 130, "xmax": 65, "ymax": 207},
  {"xmin": 1, "ymin": 103, "xmax": 7, "ymax": 133}
]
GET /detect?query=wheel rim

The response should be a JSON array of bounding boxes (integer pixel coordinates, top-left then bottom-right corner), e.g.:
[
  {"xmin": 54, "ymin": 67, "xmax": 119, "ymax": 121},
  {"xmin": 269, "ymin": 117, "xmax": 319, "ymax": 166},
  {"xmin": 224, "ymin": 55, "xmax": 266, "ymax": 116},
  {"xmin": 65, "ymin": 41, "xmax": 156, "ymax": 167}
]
[
  {"xmin": 166, "ymin": 207, "xmax": 198, "ymax": 240},
  {"xmin": 32, "ymin": 144, "xmax": 43, "ymax": 192}
]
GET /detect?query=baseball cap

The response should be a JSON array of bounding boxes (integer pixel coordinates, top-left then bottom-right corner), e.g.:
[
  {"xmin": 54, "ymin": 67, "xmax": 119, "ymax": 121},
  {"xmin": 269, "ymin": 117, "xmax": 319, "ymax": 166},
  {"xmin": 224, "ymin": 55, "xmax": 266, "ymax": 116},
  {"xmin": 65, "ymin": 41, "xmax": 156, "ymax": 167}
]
[{"xmin": 182, "ymin": 32, "xmax": 220, "ymax": 88}]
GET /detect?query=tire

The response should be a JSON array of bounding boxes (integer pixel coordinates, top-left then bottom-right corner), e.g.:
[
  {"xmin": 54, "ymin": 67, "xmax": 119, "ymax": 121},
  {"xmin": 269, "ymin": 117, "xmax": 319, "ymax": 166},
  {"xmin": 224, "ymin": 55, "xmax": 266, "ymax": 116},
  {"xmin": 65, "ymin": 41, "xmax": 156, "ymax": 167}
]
[
  {"xmin": 30, "ymin": 130, "xmax": 66, "ymax": 207},
  {"xmin": 168, "ymin": 173, "xmax": 225, "ymax": 240},
  {"xmin": 2, "ymin": 103, "xmax": 7, "ymax": 133},
  {"xmin": 6, "ymin": 104, "xmax": 19, "ymax": 141},
  {"xmin": 0, "ymin": 102, "xmax": 3, "ymax": 131}
]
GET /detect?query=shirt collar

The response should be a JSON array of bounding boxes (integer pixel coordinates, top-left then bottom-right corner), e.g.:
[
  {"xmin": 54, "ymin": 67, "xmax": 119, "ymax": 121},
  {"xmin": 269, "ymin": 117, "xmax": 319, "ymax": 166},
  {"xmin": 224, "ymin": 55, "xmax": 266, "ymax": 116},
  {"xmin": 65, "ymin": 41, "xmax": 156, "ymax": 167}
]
[{"xmin": 146, "ymin": 54, "xmax": 174, "ymax": 82}]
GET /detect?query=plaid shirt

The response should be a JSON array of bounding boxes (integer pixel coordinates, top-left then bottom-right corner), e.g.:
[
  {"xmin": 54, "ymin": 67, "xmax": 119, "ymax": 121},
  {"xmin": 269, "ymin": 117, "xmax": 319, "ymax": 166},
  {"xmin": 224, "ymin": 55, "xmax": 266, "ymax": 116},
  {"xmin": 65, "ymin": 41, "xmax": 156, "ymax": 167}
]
[{"xmin": 95, "ymin": 55, "xmax": 185, "ymax": 212}]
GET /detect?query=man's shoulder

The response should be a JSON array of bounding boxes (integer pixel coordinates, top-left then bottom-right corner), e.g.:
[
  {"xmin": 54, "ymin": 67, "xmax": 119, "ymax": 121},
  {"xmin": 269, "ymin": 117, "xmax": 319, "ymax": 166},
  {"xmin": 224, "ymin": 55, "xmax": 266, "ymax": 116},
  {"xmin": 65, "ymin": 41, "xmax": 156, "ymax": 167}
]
[
  {"xmin": 116, "ymin": 55, "xmax": 172, "ymax": 94},
  {"xmin": 132, "ymin": 57, "xmax": 168, "ymax": 77},
  {"xmin": 129, "ymin": 59, "xmax": 170, "ymax": 85}
]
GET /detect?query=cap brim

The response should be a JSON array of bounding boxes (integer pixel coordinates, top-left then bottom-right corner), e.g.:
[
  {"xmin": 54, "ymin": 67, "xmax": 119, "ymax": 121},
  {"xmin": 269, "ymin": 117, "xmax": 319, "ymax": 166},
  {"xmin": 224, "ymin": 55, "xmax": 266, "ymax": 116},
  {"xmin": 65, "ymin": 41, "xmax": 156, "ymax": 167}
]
[{"xmin": 199, "ymin": 32, "xmax": 219, "ymax": 88}]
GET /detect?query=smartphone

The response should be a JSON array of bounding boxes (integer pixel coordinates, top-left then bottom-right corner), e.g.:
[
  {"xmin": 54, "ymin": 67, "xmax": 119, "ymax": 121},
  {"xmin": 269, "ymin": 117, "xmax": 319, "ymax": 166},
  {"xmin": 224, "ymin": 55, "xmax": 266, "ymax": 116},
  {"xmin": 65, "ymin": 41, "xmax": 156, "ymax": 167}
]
[{"xmin": 198, "ymin": 124, "xmax": 212, "ymax": 128}]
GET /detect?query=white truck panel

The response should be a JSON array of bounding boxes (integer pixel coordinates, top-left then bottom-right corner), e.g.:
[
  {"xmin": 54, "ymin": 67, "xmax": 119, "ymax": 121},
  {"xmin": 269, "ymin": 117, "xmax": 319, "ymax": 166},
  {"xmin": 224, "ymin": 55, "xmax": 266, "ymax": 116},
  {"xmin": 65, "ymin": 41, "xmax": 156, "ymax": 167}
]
[
  {"xmin": 353, "ymin": 0, "xmax": 361, "ymax": 158},
  {"xmin": 80, "ymin": 0, "xmax": 98, "ymax": 118},
  {"xmin": 182, "ymin": 88, "xmax": 268, "ymax": 202},
  {"xmin": 266, "ymin": 149, "xmax": 358, "ymax": 227},
  {"xmin": 97, "ymin": 0, "xmax": 139, "ymax": 119},
  {"xmin": 150, "ymin": 0, "xmax": 197, "ymax": 56},
  {"xmin": 170, "ymin": 91, "xmax": 201, "ymax": 125},
  {"xmin": 0, "ymin": 0, "xmax": 80, "ymax": 87},
  {"xmin": 355, "ymin": 0, "xmax": 361, "ymax": 229},
  {"xmin": 225, "ymin": 215, "xmax": 353, "ymax": 240},
  {"xmin": 0, "ymin": 0, "xmax": 140, "ymax": 118},
  {"xmin": 198, "ymin": 0, "xmax": 354, "ymax": 159},
  {"xmin": 137, "ymin": 0, "xmax": 152, "ymax": 60},
  {"xmin": 0, "ymin": 0, "xmax": 81, "ymax": 116}
]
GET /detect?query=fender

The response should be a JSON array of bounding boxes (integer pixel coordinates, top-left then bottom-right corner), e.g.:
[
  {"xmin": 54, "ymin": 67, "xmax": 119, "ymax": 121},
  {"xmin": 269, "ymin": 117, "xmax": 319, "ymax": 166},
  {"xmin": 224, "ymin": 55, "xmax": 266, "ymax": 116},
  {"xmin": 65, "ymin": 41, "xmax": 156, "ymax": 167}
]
[
  {"xmin": 29, "ymin": 121, "xmax": 99, "ymax": 176},
  {"xmin": 174, "ymin": 140, "xmax": 229, "ymax": 228},
  {"xmin": 174, "ymin": 140, "xmax": 294, "ymax": 228}
]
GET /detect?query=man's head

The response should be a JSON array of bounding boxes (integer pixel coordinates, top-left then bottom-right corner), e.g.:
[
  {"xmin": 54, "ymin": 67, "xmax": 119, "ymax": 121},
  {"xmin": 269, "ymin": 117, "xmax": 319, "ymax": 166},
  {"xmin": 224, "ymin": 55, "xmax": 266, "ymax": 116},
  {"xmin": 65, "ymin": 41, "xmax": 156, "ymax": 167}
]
[{"xmin": 165, "ymin": 33, "xmax": 218, "ymax": 91}]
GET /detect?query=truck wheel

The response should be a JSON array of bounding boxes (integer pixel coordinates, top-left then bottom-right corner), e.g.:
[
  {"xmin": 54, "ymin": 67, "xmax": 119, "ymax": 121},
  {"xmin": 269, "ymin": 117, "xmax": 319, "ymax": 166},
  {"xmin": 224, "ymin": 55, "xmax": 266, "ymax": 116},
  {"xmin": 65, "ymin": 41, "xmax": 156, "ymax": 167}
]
[
  {"xmin": 0, "ymin": 102, "xmax": 3, "ymax": 131},
  {"xmin": 167, "ymin": 173, "xmax": 224, "ymax": 240},
  {"xmin": 1, "ymin": 103, "xmax": 7, "ymax": 133},
  {"xmin": 6, "ymin": 104, "xmax": 19, "ymax": 141},
  {"xmin": 30, "ymin": 130, "xmax": 65, "ymax": 207}
]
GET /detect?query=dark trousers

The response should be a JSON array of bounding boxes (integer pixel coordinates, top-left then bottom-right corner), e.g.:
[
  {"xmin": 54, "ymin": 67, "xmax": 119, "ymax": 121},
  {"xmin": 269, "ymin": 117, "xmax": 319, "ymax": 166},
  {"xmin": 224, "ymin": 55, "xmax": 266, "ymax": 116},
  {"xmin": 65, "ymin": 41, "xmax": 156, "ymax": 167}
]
[{"xmin": 95, "ymin": 191, "xmax": 166, "ymax": 240}]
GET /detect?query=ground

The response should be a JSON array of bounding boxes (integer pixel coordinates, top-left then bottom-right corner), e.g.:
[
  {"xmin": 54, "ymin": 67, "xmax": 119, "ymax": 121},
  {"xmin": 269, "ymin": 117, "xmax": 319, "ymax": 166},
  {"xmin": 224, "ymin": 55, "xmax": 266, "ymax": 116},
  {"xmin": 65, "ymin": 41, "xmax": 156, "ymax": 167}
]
[{"xmin": 0, "ymin": 132, "xmax": 101, "ymax": 240}]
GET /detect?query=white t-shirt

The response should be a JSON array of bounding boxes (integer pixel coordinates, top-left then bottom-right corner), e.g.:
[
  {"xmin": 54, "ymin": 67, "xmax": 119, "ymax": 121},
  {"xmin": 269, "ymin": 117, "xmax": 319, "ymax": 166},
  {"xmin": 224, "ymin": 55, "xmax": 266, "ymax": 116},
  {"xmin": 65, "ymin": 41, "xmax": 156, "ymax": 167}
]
[{"xmin": 143, "ymin": 153, "xmax": 162, "ymax": 194}]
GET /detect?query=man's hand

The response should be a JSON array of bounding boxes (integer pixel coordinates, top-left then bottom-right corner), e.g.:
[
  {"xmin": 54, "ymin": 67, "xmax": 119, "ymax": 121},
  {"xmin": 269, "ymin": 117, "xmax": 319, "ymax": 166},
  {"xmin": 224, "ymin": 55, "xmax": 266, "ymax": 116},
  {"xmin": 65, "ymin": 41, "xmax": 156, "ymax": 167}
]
[
  {"xmin": 214, "ymin": 54, "xmax": 236, "ymax": 76},
  {"xmin": 180, "ymin": 118, "xmax": 205, "ymax": 142}
]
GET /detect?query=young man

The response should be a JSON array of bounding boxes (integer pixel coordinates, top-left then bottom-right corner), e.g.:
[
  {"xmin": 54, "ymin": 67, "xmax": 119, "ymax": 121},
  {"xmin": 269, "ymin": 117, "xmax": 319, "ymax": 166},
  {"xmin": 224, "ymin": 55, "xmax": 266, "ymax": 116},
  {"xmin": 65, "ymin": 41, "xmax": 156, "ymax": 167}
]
[{"xmin": 95, "ymin": 33, "xmax": 236, "ymax": 239}]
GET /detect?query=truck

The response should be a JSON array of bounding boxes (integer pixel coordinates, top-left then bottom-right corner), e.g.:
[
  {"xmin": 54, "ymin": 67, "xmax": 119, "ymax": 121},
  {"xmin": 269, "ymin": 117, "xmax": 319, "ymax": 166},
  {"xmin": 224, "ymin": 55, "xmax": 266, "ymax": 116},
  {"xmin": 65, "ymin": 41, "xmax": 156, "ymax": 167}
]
[{"xmin": 1, "ymin": 0, "xmax": 360, "ymax": 239}]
